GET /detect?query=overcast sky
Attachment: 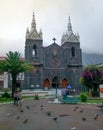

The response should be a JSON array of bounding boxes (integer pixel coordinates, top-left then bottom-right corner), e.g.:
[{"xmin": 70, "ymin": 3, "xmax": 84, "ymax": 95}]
[{"xmin": 0, "ymin": 0, "xmax": 103, "ymax": 57}]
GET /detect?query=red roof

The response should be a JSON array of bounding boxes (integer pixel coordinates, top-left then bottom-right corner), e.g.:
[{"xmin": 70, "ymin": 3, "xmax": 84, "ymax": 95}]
[{"xmin": 0, "ymin": 57, "xmax": 6, "ymax": 61}]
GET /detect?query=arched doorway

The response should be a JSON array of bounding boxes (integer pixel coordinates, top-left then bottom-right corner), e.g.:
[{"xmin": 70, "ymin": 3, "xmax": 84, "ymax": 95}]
[
  {"xmin": 43, "ymin": 79, "xmax": 50, "ymax": 88},
  {"xmin": 61, "ymin": 78, "xmax": 68, "ymax": 88},
  {"xmin": 52, "ymin": 76, "xmax": 59, "ymax": 88}
]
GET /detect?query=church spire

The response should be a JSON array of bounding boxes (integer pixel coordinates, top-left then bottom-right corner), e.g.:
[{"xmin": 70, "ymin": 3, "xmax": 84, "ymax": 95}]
[
  {"xmin": 67, "ymin": 16, "xmax": 73, "ymax": 35},
  {"xmin": 30, "ymin": 12, "xmax": 36, "ymax": 32},
  {"xmin": 61, "ymin": 16, "xmax": 80, "ymax": 44},
  {"xmin": 26, "ymin": 12, "xmax": 42, "ymax": 40}
]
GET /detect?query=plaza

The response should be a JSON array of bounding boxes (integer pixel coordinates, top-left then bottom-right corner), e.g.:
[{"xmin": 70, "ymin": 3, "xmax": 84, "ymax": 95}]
[
  {"xmin": 0, "ymin": 97, "xmax": 103, "ymax": 130},
  {"xmin": 0, "ymin": 2, "xmax": 103, "ymax": 130}
]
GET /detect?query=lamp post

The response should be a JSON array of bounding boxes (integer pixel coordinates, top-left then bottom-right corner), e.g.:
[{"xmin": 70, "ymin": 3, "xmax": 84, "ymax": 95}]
[
  {"xmin": 53, "ymin": 76, "xmax": 61, "ymax": 103},
  {"xmin": 55, "ymin": 77, "xmax": 58, "ymax": 98}
]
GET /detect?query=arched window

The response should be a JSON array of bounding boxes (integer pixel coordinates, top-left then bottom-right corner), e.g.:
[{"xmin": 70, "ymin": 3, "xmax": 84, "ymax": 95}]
[
  {"xmin": 32, "ymin": 44, "xmax": 37, "ymax": 56},
  {"xmin": 71, "ymin": 47, "xmax": 75, "ymax": 57}
]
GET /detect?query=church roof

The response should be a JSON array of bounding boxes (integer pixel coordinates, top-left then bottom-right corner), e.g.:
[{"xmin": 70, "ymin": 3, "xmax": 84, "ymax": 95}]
[
  {"xmin": 0, "ymin": 57, "xmax": 6, "ymax": 61},
  {"xmin": 47, "ymin": 42, "xmax": 60, "ymax": 48}
]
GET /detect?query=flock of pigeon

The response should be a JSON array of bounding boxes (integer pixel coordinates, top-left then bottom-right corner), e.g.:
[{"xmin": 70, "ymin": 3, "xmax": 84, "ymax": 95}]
[
  {"xmin": 73, "ymin": 106, "xmax": 100, "ymax": 121},
  {"xmin": 6, "ymin": 102, "xmax": 102, "ymax": 130}
]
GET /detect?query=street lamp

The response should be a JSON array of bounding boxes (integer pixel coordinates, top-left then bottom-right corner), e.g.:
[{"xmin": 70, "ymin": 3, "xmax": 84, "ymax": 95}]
[
  {"xmin": 55, "ymin": 77, "xmax": 58, "ymax": 98},
  {"xmin": 53, "ymin": 76, "xmax": 61, "ymax": 103}
]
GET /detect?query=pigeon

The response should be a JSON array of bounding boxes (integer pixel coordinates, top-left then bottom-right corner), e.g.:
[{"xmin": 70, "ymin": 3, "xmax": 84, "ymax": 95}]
[
  {"xmin": 75, "ymin": 106, "xmax": 78, "ymax": 109},
  {"xmin": 94, "ymin": 114, "xmax": 99, "ymax": 120},
  {"xmin": 26, "ymin": 105, "xmax": 30, "ymax": 110},
  {"xmin": 40, "ymin": 105, "xmax": 44, "ymax": 110},
  {"xmin": 20, "ymin": 109, "xmax": 24, "ymax": 113},
  {"xmin": 53, "ymin": 117, "xmax": 58, "ymax": 121},
  {"xmin": 82, "ymin": 117, "xmax": 86, "ymax": 121},
  {"xmin": 16, "ymin": 115, "xmax": 20, "ymax": 120},
  {"xmin": 40, "ymin": 105, "xmax": 43, "ymax": 107},
  {"xmin": 47, "ymin": 112, "xmax": 51, "ymax": 116},
  {"xmin": 80, "ymin": 109, "xmax": 83, "ymax": 113},
  {"xmin": 41, "ymin": 107, "xmax": 43, "ymax": 110},
  {"xmin": 73, "ymin": 109, "xmax": 76, "ymax": 111},
  {"xmin": 23, "ymin": 118, "xmax": 28, "ymax": 124},
  {"xmin": 73, "ymin": 106, "xmax": 78, "ymax": 111}
]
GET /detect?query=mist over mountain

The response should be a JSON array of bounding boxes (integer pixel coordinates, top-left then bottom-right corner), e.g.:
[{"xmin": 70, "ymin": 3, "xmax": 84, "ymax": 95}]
[{"xmin": 82, "ymin": 52, "xmax": 103, "ymax": 66}]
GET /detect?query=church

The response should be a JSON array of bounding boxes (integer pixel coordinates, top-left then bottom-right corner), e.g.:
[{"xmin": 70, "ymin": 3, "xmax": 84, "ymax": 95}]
[{"xmin": 24, "ymin": 12, "xmax": 82, "ymax": 90}]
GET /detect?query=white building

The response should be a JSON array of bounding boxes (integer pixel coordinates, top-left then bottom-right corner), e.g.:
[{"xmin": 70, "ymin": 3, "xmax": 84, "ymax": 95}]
[{"xmin": 0, "ymin": 57, "xmax": 24, "ymax": 89}]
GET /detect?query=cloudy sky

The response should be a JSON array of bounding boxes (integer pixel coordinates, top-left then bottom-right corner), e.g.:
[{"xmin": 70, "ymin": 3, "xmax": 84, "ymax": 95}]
[{"xmin": 0, "ymin": 0, "xmax": 103, "ymax": 57}]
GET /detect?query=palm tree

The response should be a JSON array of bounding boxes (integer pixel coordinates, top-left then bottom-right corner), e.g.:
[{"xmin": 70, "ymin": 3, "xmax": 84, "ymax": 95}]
[{"xmin": 0, "ymin": 51, "xmax": 34, "ymax": 97}]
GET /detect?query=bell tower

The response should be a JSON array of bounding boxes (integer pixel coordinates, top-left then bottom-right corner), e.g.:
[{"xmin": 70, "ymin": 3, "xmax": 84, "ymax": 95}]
[
  {"xmin": 25, "ymin": 12, "xmax": 43, "ymax": 63},
  {"xmin": 61, "ymin": 16, "xmax": 82, "ymax": 88},
  {"xmin": 24, "ymin": 12, "xmax": 43, "ymax": 89}
]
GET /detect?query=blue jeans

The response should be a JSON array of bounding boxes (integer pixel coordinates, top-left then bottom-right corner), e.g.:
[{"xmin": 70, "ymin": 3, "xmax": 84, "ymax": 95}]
[{"xmin": 14, "ymin": 97, "xmax": 18, "ymax": 106}]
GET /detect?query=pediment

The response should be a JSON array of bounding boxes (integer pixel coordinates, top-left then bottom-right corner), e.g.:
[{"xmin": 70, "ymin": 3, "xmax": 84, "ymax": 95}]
[
  {"xmin": 68, "ymin": 33, "xmax": 79, "ymax": 42},
  {"xmin": 45, "ymin": 43, "xmax": 61, "ymax": 56},
  {"xmin": 47, "ymin": 42, "xmax": 60, "ymax": 49},
  {"xmin": 28, "ymin": 30, "xmax": 41, "ymax": 39}
]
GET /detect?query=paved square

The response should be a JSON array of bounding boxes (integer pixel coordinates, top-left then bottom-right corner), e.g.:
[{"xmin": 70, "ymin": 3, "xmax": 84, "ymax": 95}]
[{"xmin": 0, "ymin": 99, "xmax": 103, "ymax": 130}]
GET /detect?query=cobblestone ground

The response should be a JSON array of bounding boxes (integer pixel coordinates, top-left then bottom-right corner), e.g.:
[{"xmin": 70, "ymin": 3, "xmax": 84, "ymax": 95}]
[{"xmin": 0, "ymin": 98, "xmax": 103, "ymax": 130}]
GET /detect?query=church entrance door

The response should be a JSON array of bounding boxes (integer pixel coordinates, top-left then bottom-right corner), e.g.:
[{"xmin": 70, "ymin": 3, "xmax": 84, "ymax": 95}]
[
  {"xmin": 43, "ymin": 79, "xmax": 50, "ymax": 89},
  {"xmin": 61, "ymin": 78, "xmax": 68, "ymax": 88},
  {"xmin": 52, "ymin": 76, "xmax": 59, "ymax": 88}
]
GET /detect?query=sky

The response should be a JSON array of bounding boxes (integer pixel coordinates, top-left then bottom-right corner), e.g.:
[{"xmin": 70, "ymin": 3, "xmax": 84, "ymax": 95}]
[{"xmin": 0, "ymin": 0, "xmax": 103, "ymax": 57}]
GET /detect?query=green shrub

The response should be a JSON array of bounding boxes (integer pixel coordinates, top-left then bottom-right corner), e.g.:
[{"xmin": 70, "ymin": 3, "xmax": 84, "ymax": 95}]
[
  {"xmin": 1, "ymin": 92, "xmax": 11, "ymax": 98},
  {"xmin": 80, "ymin": 93, "xmax": 87, "ymax": 102},
  {"xmin": 0, "ymin": 97, "xmax": 13, "ymax": 103},
  {"xmin": 34, "ymin": 95, "xmax": 39, "ymax": 100}
]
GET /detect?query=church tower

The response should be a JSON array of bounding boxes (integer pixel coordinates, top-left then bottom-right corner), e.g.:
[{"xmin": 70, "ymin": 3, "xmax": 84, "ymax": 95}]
[
  {"xmin": 25, "ymin": 12, "xmax": 43, "ymax": 62},
  {"xmin": 24, "ymin": 12, "xmax": 43, "ymax": 88},
  {"xmin": 61, "ymin": 16, "xmax": 82, "ymax": 88}
]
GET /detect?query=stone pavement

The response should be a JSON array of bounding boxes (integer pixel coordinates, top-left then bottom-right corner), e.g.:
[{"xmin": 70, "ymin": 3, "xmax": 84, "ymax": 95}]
[{"xmin": 0, "ymin": 98, "xmax": 103, "ymax": 130}]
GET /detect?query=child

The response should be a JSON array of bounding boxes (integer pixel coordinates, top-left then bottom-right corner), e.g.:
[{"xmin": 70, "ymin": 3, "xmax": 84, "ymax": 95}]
[{"xmin": 34, "ymin": 93, "xmax": 39, "ymax": 100}]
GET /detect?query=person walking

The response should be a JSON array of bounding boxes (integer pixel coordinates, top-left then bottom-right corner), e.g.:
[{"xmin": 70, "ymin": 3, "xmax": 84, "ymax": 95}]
[{"xmin": 13, "ymin": 90, "xmax": 19, "ymax": 106}]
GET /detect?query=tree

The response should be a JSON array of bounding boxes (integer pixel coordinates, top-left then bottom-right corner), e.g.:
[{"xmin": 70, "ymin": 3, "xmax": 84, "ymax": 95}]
[
  {"xmin": 0, "ymin": 51, "xmax": 34, "ymax": 97},
  {"xmin": 80, "ymin": 65, "xmax": 103, "ymax": 96}
]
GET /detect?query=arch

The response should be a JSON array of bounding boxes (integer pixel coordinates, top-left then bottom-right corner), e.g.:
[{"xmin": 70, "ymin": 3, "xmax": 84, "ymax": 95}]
[
  {"xmin": 32, "ymin": 44, "xmax": 37, "ymax": 56},
  {"xmin": 52, "ymin": 76, "xmax": 59, "ymax": 88},
  {"xmin": 71, "ymin": 46, "xmax": 75, "ymax": 57},
  {"xmin": 61, "ymin": 78, "xmax": 68, "ymax": 88},
  {"xmin": 43, "ymin": 79, "xmax": 50, "ymax": 88}
]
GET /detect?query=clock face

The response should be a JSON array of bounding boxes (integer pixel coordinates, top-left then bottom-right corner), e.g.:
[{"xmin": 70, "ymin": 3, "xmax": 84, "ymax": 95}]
[{"xmin": 50, "ymin": 57, "xmax": 60, "ymax": 67}]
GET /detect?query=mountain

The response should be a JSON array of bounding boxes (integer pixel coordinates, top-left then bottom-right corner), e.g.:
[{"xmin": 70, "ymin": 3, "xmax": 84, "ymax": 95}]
[{"xmin": 82, "ymin": 52, "xmax": 103, "ymax": 66}]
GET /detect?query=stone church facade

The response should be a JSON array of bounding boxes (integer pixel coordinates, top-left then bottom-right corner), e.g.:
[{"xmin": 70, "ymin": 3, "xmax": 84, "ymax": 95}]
[{"xmin": 24, "ymin": 12, "xmax": 82, "ymax": 90}]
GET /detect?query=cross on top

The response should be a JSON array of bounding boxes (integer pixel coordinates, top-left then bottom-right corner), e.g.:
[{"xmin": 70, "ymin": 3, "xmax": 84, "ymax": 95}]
[{"xmin": 52, "ymin": 37, "xmax": 56, "ymax": 43}]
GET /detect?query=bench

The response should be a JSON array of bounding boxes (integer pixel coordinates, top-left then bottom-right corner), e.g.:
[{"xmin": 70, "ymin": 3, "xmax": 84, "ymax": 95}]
[{"xmin": 61, "ymin": 96, "xmax": 78, "ymax": 104}]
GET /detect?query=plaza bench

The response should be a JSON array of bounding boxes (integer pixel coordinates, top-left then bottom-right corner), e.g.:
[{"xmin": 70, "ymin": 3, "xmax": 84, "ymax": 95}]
[{"xmin": 61, "ymin": 96, "xmax": 78, "ymax": 104}]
